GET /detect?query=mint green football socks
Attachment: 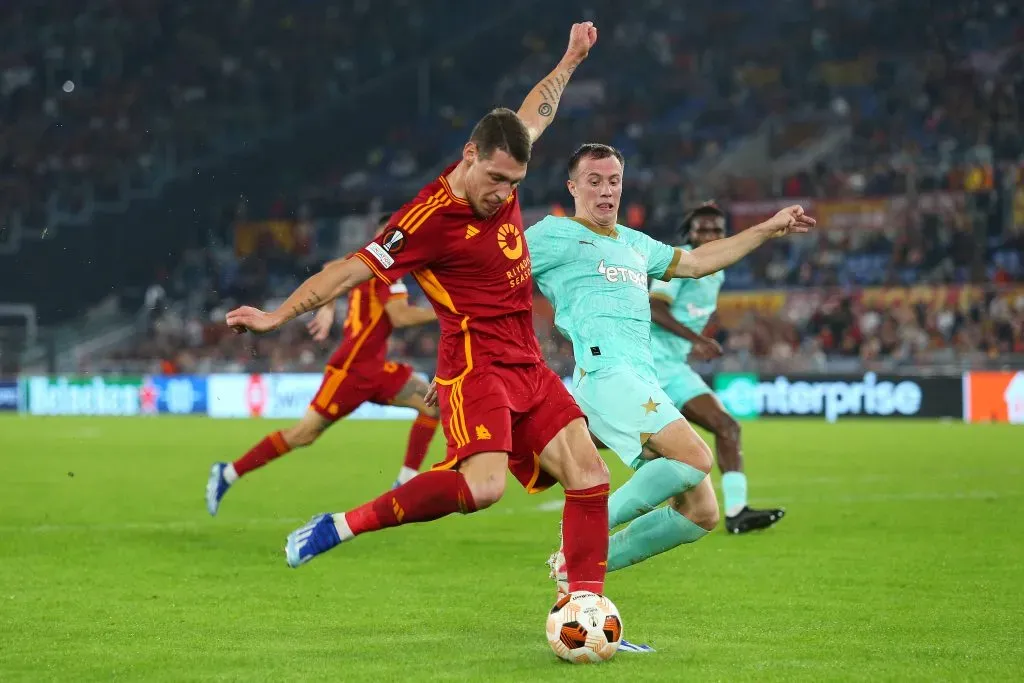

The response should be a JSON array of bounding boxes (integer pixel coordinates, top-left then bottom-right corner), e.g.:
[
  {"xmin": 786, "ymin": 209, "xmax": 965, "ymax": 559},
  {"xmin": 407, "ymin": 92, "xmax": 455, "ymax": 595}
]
[
  {"xmin": 608, "ymin": 457, "xmax": 706, "ymax": 528},
  {"xmin": 607, "ymin": 506, "xmax": 708, "ymax": 572}
]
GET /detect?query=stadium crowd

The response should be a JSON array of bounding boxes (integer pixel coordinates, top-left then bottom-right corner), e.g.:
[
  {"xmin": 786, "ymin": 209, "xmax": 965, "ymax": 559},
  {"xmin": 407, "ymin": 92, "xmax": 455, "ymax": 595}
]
[
  {"xmin": 88, "ymin": 242, "xmax": 1023, "ymax": 376},
  {"xmin": 5, "ymin": 0, "xmax": 1021, "ymax": 376},
  {"xmin": 0, "ymin": 0, "xmax": 495, "ymax": 231},
  {"xmin": 280, "ymin": 0, "xmax": 1024, "ymax": 219},
  {"xmin": 8, "ymin": 0, "xmax": 1020, "ymax": 231}
]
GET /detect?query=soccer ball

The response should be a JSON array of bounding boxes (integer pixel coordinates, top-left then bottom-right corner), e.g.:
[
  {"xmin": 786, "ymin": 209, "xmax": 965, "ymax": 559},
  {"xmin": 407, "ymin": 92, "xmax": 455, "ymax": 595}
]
[{"xmin": 545, "ymin": 591, "xmax": 622, "ymax": 663}]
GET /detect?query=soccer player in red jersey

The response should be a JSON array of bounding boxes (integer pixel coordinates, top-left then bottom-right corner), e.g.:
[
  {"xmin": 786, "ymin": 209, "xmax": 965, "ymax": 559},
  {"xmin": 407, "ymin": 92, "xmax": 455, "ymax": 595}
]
[
  {"xmin": 206, "ymin": 215, "xmax": 441, "ymax": 516},
  {"xmin": 227, "ymin": 22, "xmax": 612, "ymax": 597}
]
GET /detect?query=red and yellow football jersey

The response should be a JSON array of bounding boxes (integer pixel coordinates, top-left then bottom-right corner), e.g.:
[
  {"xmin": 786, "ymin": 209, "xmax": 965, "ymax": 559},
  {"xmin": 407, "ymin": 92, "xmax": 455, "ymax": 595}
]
[
  {"xmin": 354, "ymin": 161, "xmax": 541, "ymax": 381},
  {"xmin": 326, "ymin": 276, "xmax": 408, "ymax": 372}
]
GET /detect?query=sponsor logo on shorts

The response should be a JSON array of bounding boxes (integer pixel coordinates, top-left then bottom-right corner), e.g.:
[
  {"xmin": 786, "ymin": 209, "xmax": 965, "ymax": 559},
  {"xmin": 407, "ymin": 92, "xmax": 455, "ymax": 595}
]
[
  {"xmin": 366, "ymin": 242, "xmax": 394, "ymax": 268},
  {"xmin": 597, "ymin": 260, "xmax": 648, "ymax": 288}
]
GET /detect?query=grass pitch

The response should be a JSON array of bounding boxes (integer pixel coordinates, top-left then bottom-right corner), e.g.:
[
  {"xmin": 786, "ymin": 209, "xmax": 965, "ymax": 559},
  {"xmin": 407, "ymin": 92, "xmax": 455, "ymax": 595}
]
[{"xmin": 0, "ymin": 416, "xmax": 1021, "ymax": 681}]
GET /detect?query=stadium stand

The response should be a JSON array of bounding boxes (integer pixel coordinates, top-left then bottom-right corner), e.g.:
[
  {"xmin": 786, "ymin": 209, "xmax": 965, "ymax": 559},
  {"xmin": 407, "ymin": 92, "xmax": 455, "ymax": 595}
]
[{"xmin": 1, "ymin": 0, "xmax": 1021, "ymax": 376}]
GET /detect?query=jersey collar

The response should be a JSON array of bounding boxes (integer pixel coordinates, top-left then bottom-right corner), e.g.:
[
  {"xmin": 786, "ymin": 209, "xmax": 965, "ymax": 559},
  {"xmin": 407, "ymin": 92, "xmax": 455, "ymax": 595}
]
[{"xmin": 569, "ymin": 216, "xmax": 618, "ymax": 239}]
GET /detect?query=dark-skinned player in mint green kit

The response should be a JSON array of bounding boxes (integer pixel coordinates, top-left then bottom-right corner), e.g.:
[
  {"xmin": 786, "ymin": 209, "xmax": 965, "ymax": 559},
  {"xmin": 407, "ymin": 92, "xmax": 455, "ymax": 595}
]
[
  {"xmin": 525, "ymin": 145, "xmax": 814, "ymax": 628},
  {"xmin": 650, "ymin": 202, "xmax": 786, "ymax": 534}
]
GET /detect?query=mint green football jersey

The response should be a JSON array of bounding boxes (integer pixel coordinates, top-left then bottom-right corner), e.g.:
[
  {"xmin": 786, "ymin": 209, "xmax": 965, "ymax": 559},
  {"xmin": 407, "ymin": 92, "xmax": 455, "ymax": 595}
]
[
  {"xmin": 526, "ymin": 215, "xmax": 680, "ymax": 380},
  {"xmin": 648, "ymin": 244, "xmax": 724, "ymax": 367}
]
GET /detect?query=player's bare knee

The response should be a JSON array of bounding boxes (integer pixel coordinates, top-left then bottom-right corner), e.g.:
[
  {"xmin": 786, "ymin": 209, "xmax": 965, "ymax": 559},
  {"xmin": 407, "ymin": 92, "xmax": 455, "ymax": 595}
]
[
  {"xmin": 673, "ymin": 495, "xmax": 719, "ymax": 531},
  {"xmin": 570, "ymin": 447, "xmax": 609, "ymax": 489},
  {"xmin": 541, "ymin": 418, "xmax": 608, "ymax": 490},
  {"xmin": 566, "ymin": 425, "xmax": 609, "ymax": 488},
  {"xmin": 665, "ymin": 436, "xmax": 713, "ymax": 476},
  {"xmin": 465, "ymin": 474, "xmax": 505, "ymax": 509},
  {"xmin": 692, "ymin": 436, "xmax": 714, "ymax": 474},
  {"xmin": 691, "ymin": 499, "xmax": 720, "ymax": 531},
  {"xmin": 282, "ymin": 425, "xmax": 321, "ymax": 448},
  {"xmin": 651, "ymin": 421, "xmax": 712, "ymax": 475},
  {"xmin": 421, "ymin": 404, "xmax": 441, "ymax": 420},
  {"xmin": 459, "ymin": 451, "xmax": 508, "ymax": 510},
  {"xmin": 285, "ymin": 410, "xmax": 332, "ymax": 448}
]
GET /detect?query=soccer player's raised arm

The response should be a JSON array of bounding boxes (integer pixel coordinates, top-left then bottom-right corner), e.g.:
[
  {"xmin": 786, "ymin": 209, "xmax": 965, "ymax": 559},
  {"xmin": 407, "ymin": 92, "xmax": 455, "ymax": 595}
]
[
  {"xmin": 226, "ymin": 258, "xmax": 373, "ymax": 334},
  {"xmin": 516, "ymin": 22, "xmax": 598, "ymax": 143},
  {"xmin": 673, "ymin": 206, "xmax": 816, "ymax": 279}
]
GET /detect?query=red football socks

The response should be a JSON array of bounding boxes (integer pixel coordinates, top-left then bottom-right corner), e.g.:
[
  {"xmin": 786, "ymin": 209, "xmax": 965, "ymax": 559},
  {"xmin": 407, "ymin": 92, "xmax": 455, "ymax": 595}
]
[
  {"xmin": 403, "ymin": 415, "xmax": 439, "ymax": 470},
  {"xmin": 563, "ymin": 483, "xmax": 610, "ymax": 594},
  {"xmin": 233, "ymin": 431, "xmax": 292, "ymax": 477},
  {"xmin": 346, "ymin": 469, "xmax": 477, "ymax": 535}
]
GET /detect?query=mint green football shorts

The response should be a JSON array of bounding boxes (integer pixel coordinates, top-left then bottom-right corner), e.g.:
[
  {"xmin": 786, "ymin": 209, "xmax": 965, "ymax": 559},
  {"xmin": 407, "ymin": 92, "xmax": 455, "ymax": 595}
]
[
  {"xmin": 657, "ymin": 362, "xmax": 713, "ymax": 409},
  {"xmin": 572, "ymin": 365, "xmax": 683, "ymax": 469}
]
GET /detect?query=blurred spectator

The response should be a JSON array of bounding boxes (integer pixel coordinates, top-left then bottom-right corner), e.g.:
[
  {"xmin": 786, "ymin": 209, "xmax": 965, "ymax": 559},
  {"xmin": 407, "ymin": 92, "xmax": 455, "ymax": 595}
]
[{"xmin": 7, "ymin": 0, "xmax": 1022, "ymax": 376}]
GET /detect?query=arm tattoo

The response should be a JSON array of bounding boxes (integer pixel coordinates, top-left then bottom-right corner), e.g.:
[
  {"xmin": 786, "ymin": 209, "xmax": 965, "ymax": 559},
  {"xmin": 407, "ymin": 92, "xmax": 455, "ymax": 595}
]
[
  {"xmin": 539, "ymin": 80, "xmax": 560, "ymax": 103},
  {"xmin": 539, "ymin": 82, "xmax": 557, "ymax": 103},
  {"xmin": 291, "ymin": 292, "xmax": 323, "ymax": 318},
  {"xmin": 536, "ymin": 65, "xmax": 576, "ymax": 116}
]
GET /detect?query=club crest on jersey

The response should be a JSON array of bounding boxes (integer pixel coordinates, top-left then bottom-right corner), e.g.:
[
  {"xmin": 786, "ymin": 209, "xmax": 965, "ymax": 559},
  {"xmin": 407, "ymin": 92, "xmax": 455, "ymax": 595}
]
[
  {"xmin": 597, "ymin": 259, "xmax": 648, "ymax": 288},
  {"xmin": 497, "ymin": 224, "xmax": 523, "ymax": 260},
  {"xmin": 381, "ymin": 228, "xmax": 406, "ymax": 254}
]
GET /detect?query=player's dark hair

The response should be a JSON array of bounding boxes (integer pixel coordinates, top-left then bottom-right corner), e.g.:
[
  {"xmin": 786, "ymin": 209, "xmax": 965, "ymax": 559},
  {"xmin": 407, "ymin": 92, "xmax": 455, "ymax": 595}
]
[
  {"xmin": 680, "ymin": 202, "xmax": 727, "ymax": 243},
  {"xmin": 567, "ymin": 143, "xmax": 625, "ymax": 178},
  {"xmin": 377, "ymin": 212, "xmax": 396, "ymax": 228},
  {"xmin": 469, "ymin": 108, "xmax": 532, "ymax": 164}
]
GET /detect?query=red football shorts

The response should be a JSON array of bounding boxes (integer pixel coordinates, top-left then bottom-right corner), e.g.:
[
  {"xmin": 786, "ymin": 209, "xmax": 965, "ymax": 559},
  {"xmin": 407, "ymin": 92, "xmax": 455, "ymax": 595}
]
[
  {"xmin": 310, "ymin": 361, "xmax": 414, "ymax": 421},
  {"xmin": 431, "ymin": 362, "xmax": 585, "ymax": 493}
]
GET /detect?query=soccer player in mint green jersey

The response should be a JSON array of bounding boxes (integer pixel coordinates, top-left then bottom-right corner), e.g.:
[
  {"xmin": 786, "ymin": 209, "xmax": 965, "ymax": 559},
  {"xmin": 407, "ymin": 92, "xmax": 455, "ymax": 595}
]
[
  {"xmin": 650, "ymin": 203, "xmax": 785, "ymax": 534},
  {"xmin": 525, "ymin": 144, "xmax": 814, "ymax": 606}
]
